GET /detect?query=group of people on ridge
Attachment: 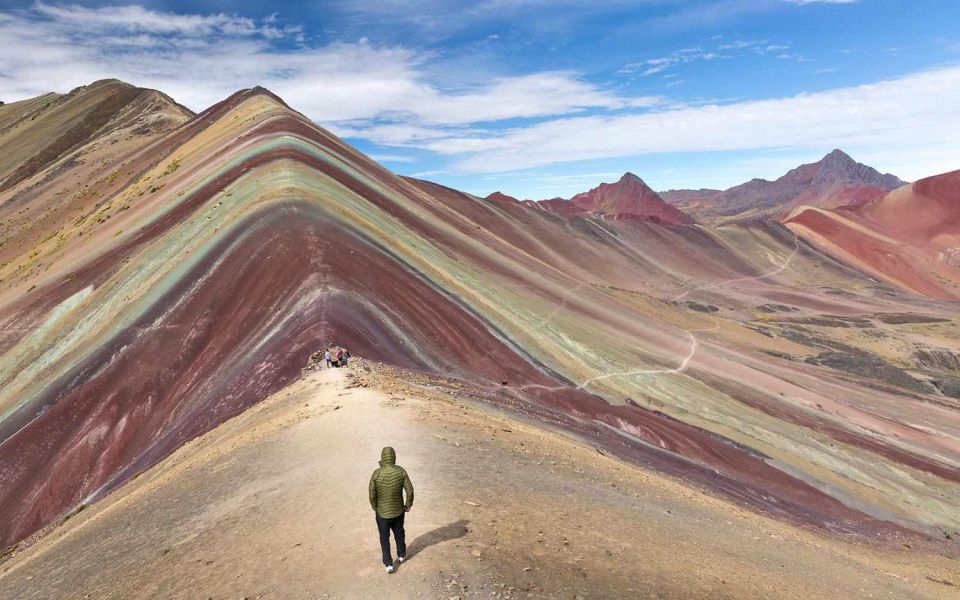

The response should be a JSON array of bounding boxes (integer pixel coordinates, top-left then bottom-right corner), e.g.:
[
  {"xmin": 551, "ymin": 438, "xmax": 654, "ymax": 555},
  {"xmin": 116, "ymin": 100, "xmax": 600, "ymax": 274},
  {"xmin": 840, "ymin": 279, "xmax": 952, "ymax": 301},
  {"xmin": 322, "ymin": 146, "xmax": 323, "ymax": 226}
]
[{"xmin": 324, "ymin": 345, "xmax": 350, "ymax": 368}]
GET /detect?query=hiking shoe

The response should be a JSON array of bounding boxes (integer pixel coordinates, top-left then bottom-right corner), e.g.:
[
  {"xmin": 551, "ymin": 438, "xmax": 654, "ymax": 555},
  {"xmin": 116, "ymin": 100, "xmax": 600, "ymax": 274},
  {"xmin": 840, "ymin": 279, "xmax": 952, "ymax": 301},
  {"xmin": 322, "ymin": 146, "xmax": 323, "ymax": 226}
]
[
  {"xmin": 385, "ymin": 565, "xmax": 394, "ymax": 574},
  {"xmin": 397, "ymin": 556, "xmax": 406, "ymax": 564}
]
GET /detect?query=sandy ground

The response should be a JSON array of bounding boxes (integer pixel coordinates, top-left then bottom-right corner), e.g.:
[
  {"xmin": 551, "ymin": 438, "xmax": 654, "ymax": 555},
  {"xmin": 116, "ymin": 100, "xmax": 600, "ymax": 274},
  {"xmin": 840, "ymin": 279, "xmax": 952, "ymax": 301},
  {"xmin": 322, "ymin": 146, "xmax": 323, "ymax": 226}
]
[{"xmin": 1, "ymin": 363, "xmax": 957, "ymax": 600}]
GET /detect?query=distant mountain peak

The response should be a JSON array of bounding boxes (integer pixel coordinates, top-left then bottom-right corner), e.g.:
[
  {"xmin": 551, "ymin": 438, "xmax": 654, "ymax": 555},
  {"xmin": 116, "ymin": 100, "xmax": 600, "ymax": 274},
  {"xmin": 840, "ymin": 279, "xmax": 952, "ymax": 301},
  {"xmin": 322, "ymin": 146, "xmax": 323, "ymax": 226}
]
[
  {"xmin": 561, "ymin": 172, "xmax": 695, "ymax": 225},
  {"xmin": 823, "ymin": 148, "xmax": 854, "ymax": 161},
  {"xmin": 746, "ymin": 150, "xmax": 905, "ymax": 191},
  {"xmin": 612, "ymin": 171, "xmax": 657, "ymax": 193},
  {"xmin": 485, "ymin": 191, "xmax": 520, "ymax": 203},
  {"xmin": 799, "ymin": 149, "xmax": 906, "ymax": 190},
  {"xmin": 671, "ymin": 150, "xmax": 909, "ymax": 222}
]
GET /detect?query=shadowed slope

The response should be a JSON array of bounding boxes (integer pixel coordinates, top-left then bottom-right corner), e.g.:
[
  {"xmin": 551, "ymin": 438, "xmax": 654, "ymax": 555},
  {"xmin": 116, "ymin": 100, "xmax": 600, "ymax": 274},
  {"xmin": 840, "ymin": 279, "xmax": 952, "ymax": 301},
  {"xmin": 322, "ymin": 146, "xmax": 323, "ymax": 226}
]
[
  {"xmin": 0, "ymin": 80, "xmax": 193, "ymax": 351},
  {"xmin": 0, "ymin": 80, "xmax": 191, "ymax": 192}
]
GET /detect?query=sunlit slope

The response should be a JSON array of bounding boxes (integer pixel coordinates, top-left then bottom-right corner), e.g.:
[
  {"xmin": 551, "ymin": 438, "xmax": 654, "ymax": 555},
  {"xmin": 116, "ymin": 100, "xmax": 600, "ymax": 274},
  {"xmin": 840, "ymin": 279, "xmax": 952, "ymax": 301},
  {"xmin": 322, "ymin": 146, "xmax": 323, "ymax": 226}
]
[
  {"xmin": 0, "ymin": 79, "xmax": 192, "ymax": 345},
  {"xmin": 409, "ymin": 177, "xmax": 960, "ymax": 538},
  {"xmin": 0, "ymin": 79, "xmax": 191, "ymax": 191},
  {"xmin": 787, "ymin": 170, "xmax": 960, "ymax": 300},
  {"xmin": 1, "ymin": 87, "xmax": 958, "ymax": 552}
]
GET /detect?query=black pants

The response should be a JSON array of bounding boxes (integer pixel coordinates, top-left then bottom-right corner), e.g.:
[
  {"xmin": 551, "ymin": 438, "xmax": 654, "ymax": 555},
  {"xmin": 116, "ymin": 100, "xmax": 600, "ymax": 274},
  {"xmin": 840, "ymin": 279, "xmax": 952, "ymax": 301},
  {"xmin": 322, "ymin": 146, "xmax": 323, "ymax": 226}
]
[{"xmin": 376, "ymin": 513, "xmax": 406, "ymax": 566}]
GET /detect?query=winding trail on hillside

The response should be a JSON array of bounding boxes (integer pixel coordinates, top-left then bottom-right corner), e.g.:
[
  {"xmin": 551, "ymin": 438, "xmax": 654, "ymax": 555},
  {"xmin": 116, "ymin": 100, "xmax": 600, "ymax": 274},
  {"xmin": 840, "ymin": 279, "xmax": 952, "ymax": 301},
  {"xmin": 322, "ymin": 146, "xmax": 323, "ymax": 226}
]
[
  {"xmin": 489, "ymin": 231, "xmax": 800, "ymax": 397},
  {"xmin": 0, "ymin": 224, "xmax": 794, "ymax": 460},
  {"xmin": 575, "ymin": 319, "xmax": 720, "ymax": 391},
  {"xmin": 671, "ymin": 230, "xmax": 801, "ymax": 302},
  {"xmin": 535, "ymin": 281, "xmax": 590, "ymax": 328},
  {"xmin": 467, "ymin": 317, "xmax": 721, "ymax": 397}
]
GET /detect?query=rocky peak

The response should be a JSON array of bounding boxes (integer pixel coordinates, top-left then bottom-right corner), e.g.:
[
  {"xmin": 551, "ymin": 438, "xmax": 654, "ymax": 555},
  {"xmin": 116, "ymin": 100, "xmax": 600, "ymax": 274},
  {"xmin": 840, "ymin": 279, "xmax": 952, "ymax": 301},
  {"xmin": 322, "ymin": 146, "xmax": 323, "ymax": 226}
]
[
  {"xmin": 572, "ymin": 172, "xmax": 658, "ymax": 203},
  {"xmin": 821, "ymin": 148, "xmax": 857, "ymax": 167},
  {"xmin": 485, "ymin": 191, "xmax": 520, "ymax": 203},
  {"xmin": 611, "ymin": 171, "xmax": 656, "ymax": 193},
  {"xmin": 794, "ymin": 149, "xmax": 905, "ymax": 190},
  {"xmin": 567, "ymin": 172, "xmax": 695, "ymax": 224}
]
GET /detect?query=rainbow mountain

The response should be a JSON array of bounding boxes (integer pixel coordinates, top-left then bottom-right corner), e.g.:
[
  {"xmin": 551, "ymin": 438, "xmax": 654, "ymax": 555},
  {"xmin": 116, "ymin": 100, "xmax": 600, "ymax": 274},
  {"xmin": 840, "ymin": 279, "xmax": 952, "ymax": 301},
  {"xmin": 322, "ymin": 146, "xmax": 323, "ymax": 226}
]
[{"xmin": 1, "ymin": 80, "xmax": 959, "ymax": 552}]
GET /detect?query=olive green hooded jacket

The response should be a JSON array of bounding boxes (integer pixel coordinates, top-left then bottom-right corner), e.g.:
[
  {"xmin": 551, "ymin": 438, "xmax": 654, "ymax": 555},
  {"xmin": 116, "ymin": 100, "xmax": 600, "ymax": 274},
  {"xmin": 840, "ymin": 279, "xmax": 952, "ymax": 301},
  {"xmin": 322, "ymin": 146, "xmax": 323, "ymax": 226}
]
[{"xmin": 369, "ymin": 446, "xmax": 414, "ymax": 519}]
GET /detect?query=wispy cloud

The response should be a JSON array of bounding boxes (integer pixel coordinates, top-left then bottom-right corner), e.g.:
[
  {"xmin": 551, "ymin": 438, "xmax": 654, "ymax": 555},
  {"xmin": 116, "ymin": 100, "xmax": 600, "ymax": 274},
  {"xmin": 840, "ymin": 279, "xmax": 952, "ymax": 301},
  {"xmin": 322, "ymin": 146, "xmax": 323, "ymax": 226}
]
[
  {"xmin": 620, "ymin": 49, "xmax": 724, "ymax": 77},
  {"xmin": 0, "ymin": 3, "xmax": 659, "ymax": 132},
  {"xmin": 32, "ymin": 1, "xmax": 302, "ymax": 39},
  {"xmin": 785, "ymin": 1, "xmax": 859, "ymax": 5},
  {"xmin": 643, "ymin": 0, "xmax": 855, "ymax": 34},
  {"xmin": 718, "ymin": 39, "xmax": 793, "ymax": 55},
  {"xmin": 333, "ymin": 0, "xmax": 656, "ymax": 36},
  {"xmin": 1, "ymin": 0, "xmax": 950, "ymax": 191},
  {"xmin": 620, "ymin": 37, "xmax": 792, "ymax": 78},
  {"xmin": 776, "ymin": 52, "xmax": 813, "ymax": 61},
  {"xmin": 718, "ymin": 39, "xmax": 761, "ymax": 50},
  {"xmin": 643, "ymin": 0, "xmax": 778, "ymax": 32},
  {"xmin": 432, "ymin": 66, "xmax": 960, "ymax": 175},
  {"xmin": 368, "ymin": 154, "xmax": 419, "ymax": 163}
]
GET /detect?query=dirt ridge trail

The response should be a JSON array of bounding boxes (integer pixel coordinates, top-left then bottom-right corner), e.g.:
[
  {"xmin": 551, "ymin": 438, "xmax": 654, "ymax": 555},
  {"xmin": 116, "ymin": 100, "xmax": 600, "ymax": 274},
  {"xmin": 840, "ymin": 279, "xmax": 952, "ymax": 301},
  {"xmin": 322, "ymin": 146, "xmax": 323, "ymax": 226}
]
[{"xmin": 1, "ymin": 363, "xmax": 957, "ymax": 599}]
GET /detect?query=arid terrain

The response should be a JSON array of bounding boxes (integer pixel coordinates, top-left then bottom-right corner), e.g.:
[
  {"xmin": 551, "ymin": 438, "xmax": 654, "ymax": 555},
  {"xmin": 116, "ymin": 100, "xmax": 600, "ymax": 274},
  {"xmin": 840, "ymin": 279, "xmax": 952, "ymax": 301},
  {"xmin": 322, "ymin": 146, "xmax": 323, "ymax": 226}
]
[
  {"xmin": 1, "ymin": 80, "xmax": 959, "ymax": 599},
  {"xmin": 1, "ymin": 363, "xmax": 957, "ymax": 599}
]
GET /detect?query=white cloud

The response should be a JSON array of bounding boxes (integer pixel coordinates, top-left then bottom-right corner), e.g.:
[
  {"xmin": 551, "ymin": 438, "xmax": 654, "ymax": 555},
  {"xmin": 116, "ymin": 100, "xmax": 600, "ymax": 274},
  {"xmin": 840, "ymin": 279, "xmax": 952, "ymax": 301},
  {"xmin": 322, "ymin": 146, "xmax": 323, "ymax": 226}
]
[
  {"xmin": 328, "ymin": 122, "xmax": 461, "ymax": 146},
  {"xmin": 845, "ymin": 144, "xmax": 960, "ymax": 184},
  {"xmin": 335, "ymin": 0, "xmax": 652, "ymax": 34},
  {"xmin": 515, "ymin": 171, "xmax": 627, "ymax": 190},
  {"xmin": 31, "ymin": 1, "xmax": 298, "ymax": 38},
  {"xmin": 0, "ymin": 3, "xmax": 658, "ymax": 131},
  {"xmin": 621, "ymin": 48, "xmax": 726, "ymax": 77},
  {"xmin": 776, "ymin": 52, "xmax": 812, "ymax": 61},
  {"xmin": 438, "ymin": 65, "xmax": 960, "ymax": 174},
  {"xmin": 2, "ymin": 1, "xmax": 952, "ymax": 189},
  {"xmin": 718, "ymin": 39, "xmax": 763, "ymax": 50},
  {"xmin": 621, "ymin": 37, "xmax": 788, "ymax": 78},
  {"xmin": 368, "ymin": 154, "xmax": 419, "ymax": 163},
  {"xmin": 641, "ymin": 64, "xmax": 671, "ymax": 76}
]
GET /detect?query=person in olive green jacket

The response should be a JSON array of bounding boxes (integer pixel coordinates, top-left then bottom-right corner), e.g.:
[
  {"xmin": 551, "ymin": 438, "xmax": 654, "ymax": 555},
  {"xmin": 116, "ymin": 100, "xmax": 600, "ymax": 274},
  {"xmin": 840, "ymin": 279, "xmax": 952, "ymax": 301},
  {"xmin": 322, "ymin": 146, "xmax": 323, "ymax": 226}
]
[{"xmin": 369, "ymin": 446, "xmax": 414, "ymax": 573}]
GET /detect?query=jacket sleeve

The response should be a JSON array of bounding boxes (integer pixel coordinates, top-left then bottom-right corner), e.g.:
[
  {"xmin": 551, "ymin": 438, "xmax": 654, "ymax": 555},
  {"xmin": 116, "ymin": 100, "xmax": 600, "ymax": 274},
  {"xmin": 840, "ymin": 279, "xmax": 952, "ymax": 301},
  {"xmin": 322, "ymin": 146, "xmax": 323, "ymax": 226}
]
[
  {"xmin": 369, "ymin": 469, "xmax": 379, "ymax": 511},
  {"xmin": 403, "ymin": 468, "xmax": 414, "ymax": 509}
]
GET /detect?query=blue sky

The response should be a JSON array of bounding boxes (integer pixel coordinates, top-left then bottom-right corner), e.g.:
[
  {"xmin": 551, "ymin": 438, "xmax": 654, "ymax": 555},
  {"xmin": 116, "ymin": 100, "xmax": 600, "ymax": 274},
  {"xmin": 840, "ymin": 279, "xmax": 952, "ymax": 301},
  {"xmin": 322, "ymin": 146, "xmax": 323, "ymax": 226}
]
[{"xmin": 1, "ymin": 1, "xmax": 958, "ymax": 198}]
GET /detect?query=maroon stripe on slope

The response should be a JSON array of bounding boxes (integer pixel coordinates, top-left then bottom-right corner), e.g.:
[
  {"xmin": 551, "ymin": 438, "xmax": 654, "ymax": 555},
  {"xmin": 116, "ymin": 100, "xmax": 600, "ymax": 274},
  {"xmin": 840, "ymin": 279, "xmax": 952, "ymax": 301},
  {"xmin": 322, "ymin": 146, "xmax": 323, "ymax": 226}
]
[
  {"xmin": 0, "ymin": 202, "xmax": 581, "ymax": 549},
  {"xmin": 488, "ymin": 384, "xmax": 914, "ymax": 538},
  {"xmin": 692, "ymin": 368, "xmax": 960, "ymax": 483},
  {"xmin": 0, "ymin": 199, "xmax": 917, "ymax": 551}
]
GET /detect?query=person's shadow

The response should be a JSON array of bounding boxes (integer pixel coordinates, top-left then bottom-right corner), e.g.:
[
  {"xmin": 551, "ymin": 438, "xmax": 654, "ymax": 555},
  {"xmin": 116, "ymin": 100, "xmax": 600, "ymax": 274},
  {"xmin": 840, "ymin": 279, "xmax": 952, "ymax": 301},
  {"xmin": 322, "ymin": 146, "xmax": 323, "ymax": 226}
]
[{"xmin": 405, "ymin": 519, "xmax": 470, "ymax": 561}]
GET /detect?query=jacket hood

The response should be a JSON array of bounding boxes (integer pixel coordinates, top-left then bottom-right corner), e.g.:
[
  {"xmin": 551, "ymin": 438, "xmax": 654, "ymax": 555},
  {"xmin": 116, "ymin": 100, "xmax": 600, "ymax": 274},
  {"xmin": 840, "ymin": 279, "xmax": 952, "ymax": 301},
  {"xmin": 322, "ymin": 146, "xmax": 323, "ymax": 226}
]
[{"xmin": 379, "ymin": 446, "xmax": 396, "ymax": 466}]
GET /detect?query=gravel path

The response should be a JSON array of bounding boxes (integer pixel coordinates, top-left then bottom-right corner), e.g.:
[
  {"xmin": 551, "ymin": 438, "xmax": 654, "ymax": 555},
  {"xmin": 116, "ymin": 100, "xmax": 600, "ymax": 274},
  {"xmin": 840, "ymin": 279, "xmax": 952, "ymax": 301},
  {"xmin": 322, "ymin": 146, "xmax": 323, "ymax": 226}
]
[{"xmin": 1, "ymin": 364, "xmax": 956, "ymax": 599}]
